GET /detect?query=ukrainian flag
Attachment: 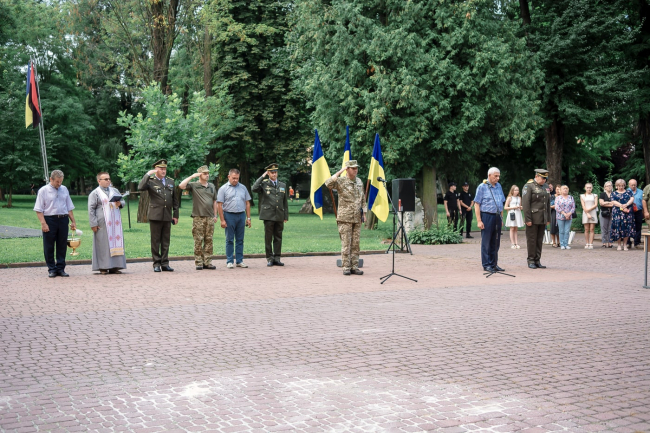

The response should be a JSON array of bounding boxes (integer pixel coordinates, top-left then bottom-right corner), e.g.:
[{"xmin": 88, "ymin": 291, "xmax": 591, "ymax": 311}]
[
  {"xmin": 367, "ymin": 133, "xmax": 389, "ymax": 222},
  {"xmin": 25, "ymin": 61, "xmax": 42, "ymax": 129},
  {"xmin": 340, "ymin": 125, "xmax": 351, "ymax": 178},
  {"xmin": 310, "ymin": 130, "xmax": 331, "ymax": 220}
]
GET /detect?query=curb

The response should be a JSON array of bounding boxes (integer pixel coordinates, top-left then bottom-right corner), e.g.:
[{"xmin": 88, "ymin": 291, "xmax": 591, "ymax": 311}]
[{"xmin": 0, "ymin": 250, "xmax": 401, "ymax": 269}]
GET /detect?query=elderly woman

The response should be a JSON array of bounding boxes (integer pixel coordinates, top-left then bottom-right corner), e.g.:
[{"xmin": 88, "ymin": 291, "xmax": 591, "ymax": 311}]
[
  {"xmin": 555, "ymin": 185, "xmax": 575, "ymax": 250},
  {"xmin": 610, "ymin": 178, "xmax": 636, "ymax": 250},
  {"xmin": 599, "ymin": 181, "xmax": 614, "ymax": 248},
  {"xmin": 580, "ymin": 183, "xmax": 599, "ymax": 249}
]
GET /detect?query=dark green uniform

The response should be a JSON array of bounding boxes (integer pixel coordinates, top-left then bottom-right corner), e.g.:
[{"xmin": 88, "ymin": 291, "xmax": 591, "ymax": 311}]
[
  {"xmin": 138, "ymin": 173, "xmax": 180, "ymax": 268},
  {"xmin": 521, "ymin": 179, "xmax": 551, "ymax": 267},
  {"xmin": 252, "ymin": 175, "xmax": 289, "ymax": 263}
]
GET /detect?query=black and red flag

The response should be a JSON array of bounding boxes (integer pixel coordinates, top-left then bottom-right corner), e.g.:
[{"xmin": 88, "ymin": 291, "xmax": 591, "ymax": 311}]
[{"xmin": 25, "ymin": 60, "xmax": 41, "ymax": 128}]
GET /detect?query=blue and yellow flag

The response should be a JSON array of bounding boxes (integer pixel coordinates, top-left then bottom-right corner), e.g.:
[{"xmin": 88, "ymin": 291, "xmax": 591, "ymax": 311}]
[
  {"xmin": 367, "ymin": 133, "xmax": 389, "ymax": 222},
  {"xmin": 25, "ymin": 61, "xmax": 42, "ymax": 129},
  {"xmin": 310, "ymin": 130, "xmax": 331, "ymax": 219},
  {"xmin": 340, "ymin": 125, "xmax": 352, "ymax": 178}
]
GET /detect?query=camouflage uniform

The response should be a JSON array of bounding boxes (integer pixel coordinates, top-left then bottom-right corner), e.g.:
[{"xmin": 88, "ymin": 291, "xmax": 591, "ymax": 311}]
[
  {"xmin": 192, "ymin": 217, "xmax": 214, "ymax": 266},
  {"xmin": 326, "ymin": 172, "xmax": 365, "ymax": 272}
]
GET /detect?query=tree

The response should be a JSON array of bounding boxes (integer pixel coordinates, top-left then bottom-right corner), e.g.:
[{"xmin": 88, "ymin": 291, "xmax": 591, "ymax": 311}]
[
  {"xmin": 289, "ymin": 0, "xmax": 543, "ymax": 228},
  {"xmin": 117, "ymin": 84, "xmax": 237, "ymax": 221},
  {"xmin": 520, "ymin": 0, "xmax": 641, "ymax": 186}
]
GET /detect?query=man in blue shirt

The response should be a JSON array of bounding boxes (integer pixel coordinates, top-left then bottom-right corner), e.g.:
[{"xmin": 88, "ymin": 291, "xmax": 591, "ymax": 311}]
[
  {"xmin": 627, "ymin": 179, "xmax": 644, "ymax": 248},
  {"xmin": 474, "ymin": 167, "xmax": 505, "ymax": 272},
  {"xmin": 217, "ymin": 168, "xmax": 252, "ymax": 268}
]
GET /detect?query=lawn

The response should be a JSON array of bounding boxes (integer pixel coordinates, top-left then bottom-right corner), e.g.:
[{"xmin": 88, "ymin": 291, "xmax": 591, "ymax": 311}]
[{"xmin": 1, "ymin": 194, "xmax": 514, "ymax": 264}]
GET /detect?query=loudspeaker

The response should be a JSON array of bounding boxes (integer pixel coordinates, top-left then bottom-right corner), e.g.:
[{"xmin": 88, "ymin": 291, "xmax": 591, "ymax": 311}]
[{"xmin": 392, "ymin": 178, "xmax": 416, "ymax": 212}]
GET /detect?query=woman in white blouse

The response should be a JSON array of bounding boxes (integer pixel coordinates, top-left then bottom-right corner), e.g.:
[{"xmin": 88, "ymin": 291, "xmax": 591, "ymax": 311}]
[{"xmin": 580, "ymin": 183, "xmax": 599, "ymax": 249}]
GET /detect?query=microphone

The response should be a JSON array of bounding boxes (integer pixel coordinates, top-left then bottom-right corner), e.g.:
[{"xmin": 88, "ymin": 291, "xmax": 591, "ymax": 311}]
[{"xmin": 377, "ymin": 177, "xmax": 386, "ymax": 182}]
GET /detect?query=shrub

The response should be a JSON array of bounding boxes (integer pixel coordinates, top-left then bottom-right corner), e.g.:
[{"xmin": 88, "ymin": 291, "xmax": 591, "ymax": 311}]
[{"xmin": 408, "ymin": 223, "xmax": 463, "ymax": 245}]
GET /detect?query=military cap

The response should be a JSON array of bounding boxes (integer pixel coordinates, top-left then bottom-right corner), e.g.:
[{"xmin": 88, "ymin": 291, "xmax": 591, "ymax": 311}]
[
  {"xmin": 462, "ymin": 182, "xmax": 469, "ymax": 186},
  {"xmin": 534, "ymin": 168, "xmax": 549, "ymax": 178},
  {"xmin": 197, "ymin": 165, "xmax": 209, "ymax": 173},
  {"xmin": 152, "ymin": 159, "xmax": 167, "ymax": 168},
  {"xmin": 449, "ymin": 182, "xmax": 457, "ymax": 187},
  {"xmin": 265, "ymin": 163, "xmax": 279, "ymax": 171},
  {"xmin": 345, "ymin": 160, "xmax": 359, "ymax": 168}
]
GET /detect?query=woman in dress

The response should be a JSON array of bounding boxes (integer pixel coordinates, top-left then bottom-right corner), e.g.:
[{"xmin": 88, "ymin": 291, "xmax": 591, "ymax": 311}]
[
  {"xmin": 549, "ymin": 184, "xmax": 560, "ymax": 247},
  {"xmin": 610, "ymin": 178, "xmax": 636, "ymax": 251},
  {"xmin": 580, "ymin": 183, "xmax": 599, "ymax": 249},
  {"xmin": 599, "ymin": 181, "xmax": 614, "ymax": 248},
  {"xmin": 555, "ymin": 185, "xmax": 575, "ymax": 249},
  {"xmin": 504, "ymin": 185, "xmax": 524, "ymax": 248}
]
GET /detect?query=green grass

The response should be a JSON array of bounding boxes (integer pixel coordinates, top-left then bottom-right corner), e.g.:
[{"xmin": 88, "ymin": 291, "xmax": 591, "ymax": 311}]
[{"xmin": 0, "ymin": 195, "xmax": 393, "ymax": 264}]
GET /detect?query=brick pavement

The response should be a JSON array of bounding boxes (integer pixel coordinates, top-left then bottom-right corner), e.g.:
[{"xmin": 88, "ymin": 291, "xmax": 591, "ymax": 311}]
[{"xmin": 1, "ymin": 241, "xmax": 649, "ymax": 432}]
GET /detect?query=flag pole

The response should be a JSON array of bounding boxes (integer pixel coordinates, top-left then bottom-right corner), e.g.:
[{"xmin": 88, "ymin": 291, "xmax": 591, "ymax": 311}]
[{"xmin": 32, "ymin": 59, "xmax": 49, "ymax": 182}]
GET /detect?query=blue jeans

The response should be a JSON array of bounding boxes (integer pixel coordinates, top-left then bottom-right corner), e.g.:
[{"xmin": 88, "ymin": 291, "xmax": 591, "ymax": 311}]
[
  {"xmin": 480, "ymin": 212, "xmax": 501, "ymax": 268},
  {"xmin": 224, "ymin": 212, "xmax": 246, "ymax": 264},
  {"xmin": 558, "ymin": 219, "xmax": 571, "ymax": 247}
]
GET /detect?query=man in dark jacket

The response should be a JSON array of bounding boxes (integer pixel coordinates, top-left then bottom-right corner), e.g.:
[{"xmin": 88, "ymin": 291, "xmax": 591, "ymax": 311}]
[
  {"xmin": 138, "ymin": 159, "xmax": 180, "ymax": 272},
  {"xmin": 252, "ymin": 163, "xmax": 289, "ymax": 266}
]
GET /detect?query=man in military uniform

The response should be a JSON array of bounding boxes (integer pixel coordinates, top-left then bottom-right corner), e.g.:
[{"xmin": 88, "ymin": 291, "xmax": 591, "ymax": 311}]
[
  {"xmin": 325, "ymin": 160, "xmax": 365, "ymax": 276},
  {"xmin": 138, "ymin": 159, "xmax": 179, "ymax": 272},
  {"xmin": 252, "ymin": 163, "xmax": 289, "ymax": 266},
  {"xmin": 521, "ymin": 169, "xmax": 551, "ymax": 269},
  {"xmin": 179, "ymin": 165, "xmax": 218, "ymax": 270}
]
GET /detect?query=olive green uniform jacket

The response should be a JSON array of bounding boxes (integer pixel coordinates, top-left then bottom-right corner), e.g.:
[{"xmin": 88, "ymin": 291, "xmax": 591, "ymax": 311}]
[
  {"xmin": 252, "ymin": 176, "xmax": 289, "ymax": 222},
  {"xmin": 522, "ymin": 180, "xmax": 551, "ymax": 225},
  {"xmin": 138, "ymin": 174, "xmax": 180, "ymax": 221}
]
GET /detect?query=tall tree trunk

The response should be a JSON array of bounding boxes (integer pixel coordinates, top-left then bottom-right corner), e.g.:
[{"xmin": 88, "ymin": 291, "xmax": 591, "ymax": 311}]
[
  {"xmin": 150, "ymin": 0, "xmax": 179, "ymax": 94},
  {"xmin": 545, "ymin": 116, "xmax": 565, "ymax": 187},
  {"xmin": 519, "ymin": 0, "xmax": 531, "ymax": 25},
  {"xmin": 79, "ymin": 176, "xmax": 86, "ymax": 196},
  {"xmin": 7, "ymin": 184, "xmax": 12, "ymax": 208},
  {"xmin": 0, "ymin": 187, "xmax": 4, "ymax": 202},
  {"xmin": 420, "ymin": 165, "xmax": 438, "ymax": 229},
  {"xmin": 641, "ymin": 114, "xmax": 650, "ymax": 186},
  {"xmin": 203, "ymin": 26, "xmax": 213, "ymax": 97},
  {"xmin": 181, "ymin": 84, "xmax": 190, "ymax": 116},
  {"xmin": 137, "ymin": 191, "xmax": 150, "ymax": 223},
  {"xmin": 239, "ymin": 161, "xmax": 253, "ymax": 206}
]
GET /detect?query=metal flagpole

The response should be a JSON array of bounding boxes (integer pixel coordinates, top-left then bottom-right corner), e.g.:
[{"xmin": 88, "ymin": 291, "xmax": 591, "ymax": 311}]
[{"xmin": 32, "ymin": 59, "xmax": 49, "ymax": 182}]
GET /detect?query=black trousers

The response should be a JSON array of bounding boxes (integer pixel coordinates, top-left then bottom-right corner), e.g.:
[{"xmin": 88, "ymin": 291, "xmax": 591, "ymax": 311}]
[
  {"xmin": 447, "ymin": 209, "xmax": 459, "ymax": 230},
  {"xmin": 43, "ymin": 215, "xmax": 69, "ymax": 272},
  {"xmin": 459, "ymin": 209, "xmax": 473, "ymax": 235},
  {"xmin": 264, "ymin": 220, "xmax": 284, "ymax": 261},
  {"xmin": 149, "ymin": 220, "xmax": 172, "ymax": 267},
  {"xmin": 629, "ymin": 210, "xmax": 643, "ymax": 246}
]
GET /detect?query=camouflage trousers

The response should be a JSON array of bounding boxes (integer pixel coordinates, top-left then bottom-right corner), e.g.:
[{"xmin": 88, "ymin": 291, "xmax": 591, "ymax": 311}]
[
  {"xmin": 338, "ymin": 222, "xmax": 361, "ymax": 271},
  {"xmin": 192, "ymin": 216, "xmax": 215, "ymax": 266}
]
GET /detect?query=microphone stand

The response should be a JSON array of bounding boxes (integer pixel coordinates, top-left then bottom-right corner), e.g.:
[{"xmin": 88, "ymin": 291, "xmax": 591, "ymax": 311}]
[
  {"xmin": 378, "ymin": 178, "xmax": 417, "ymax": 284},
  {"xmin": 483, "ymin": 180, "xmax": 515, "ymax": 279}
]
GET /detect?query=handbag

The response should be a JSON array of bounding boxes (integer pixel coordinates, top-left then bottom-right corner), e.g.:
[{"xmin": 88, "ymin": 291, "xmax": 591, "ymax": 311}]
[
  {"xmin": 601, "ymin": 207, "xmax": 611, "ymax": 218},
  {"xmin": 509, "ymin": 211, "xmax": 516, "ymax": 221}
]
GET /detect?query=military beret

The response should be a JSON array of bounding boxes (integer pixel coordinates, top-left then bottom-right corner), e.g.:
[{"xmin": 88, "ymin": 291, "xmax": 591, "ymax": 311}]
[{"xmin": 153, "ymin": 159, "xmax": 167, "ymax": 168}]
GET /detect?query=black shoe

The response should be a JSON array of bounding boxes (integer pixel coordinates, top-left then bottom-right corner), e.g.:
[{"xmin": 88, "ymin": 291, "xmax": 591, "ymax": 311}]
[
  {"xmin": 48, "ymin": 271, "xmax": 57, "ymax": 278},
  {"xmin": 483, "ymin": 266, "xmax": 494, "ymax": 273},
  {"xmin": 57, "ymin": 271, "xmax": 70, "ymax": 277},
  {"xmin": 154, "ymin": 266, "xmax": 161, "ymax": 272},
  {"xmin": 343, "ymin": 269, "xmax": 351, "ymax": 275},
  {"xmin": 350, "ymin": 269, "xmax": 364, "ymax": 275},
  {"xmin": 466, "ymin": 235, "xmax": 474, "ymax": 239},
  {"xmin": 267, "ymin": 260, "xmax": 274, "ymax": 267},
  {"xmin": 204, "ymin": 264, "xmax": 216, "ymax": 270},
  {"xmin": 196, "ymin": 266, "xmax": 203, "ymax": 270},
  {"xmin": 161, "ymin": 265, "xmax": 174, "ymax": 272},
  {"xmin": 535, "ymin": 263, "xmax": 547, "ymax": 269},
  {"xmin": 273, "ymin": 261, "xmax": 285, "ymax": 266},
  {"xmin": 528, "ymin": 263, "xmax": 537, "ymax": 269},
  {"xmin": 494, "ymin": 266, "xmax": 505, "ymax": 272}
]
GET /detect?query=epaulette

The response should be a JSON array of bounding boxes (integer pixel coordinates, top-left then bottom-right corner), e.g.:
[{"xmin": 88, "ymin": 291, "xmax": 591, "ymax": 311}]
[
  {"xmin": 167, "ymin": 177, "xmax": 175, "ymax": 181},
  {"xmin": 262, "ymin": 179, "xmax": 269, "ymax": 183},
  {"xmin": 149, "ymin": 175, "xmax": 156, "ymax": 179},
  {"xmin": 526, "ymin": 179, "xmax": 533, "ymax": 184}
]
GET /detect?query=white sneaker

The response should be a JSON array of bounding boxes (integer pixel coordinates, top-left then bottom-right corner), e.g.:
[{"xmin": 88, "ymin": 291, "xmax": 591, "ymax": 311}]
[
  {"xmin": 566, "ymin": 246, "xmax": 571, "ymax": 250},
  {"xmin": 561, "ymin": 246, "xmax": 566, "ymax": 250},
  {"xmin": 236, "ymin": 262, "xmax": 248, "ymax": 268},
  {"xmin": 511, "ymin": 245, "xmax": 516, "ymax": 249},
  {"xmin": 227, "ymin": 262, "xmax": 234, "ymax": 269}
]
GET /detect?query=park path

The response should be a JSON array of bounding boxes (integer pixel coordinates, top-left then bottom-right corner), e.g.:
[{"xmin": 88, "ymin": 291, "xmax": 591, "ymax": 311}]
[{"xmin": 0, "ymin": 242, "xmax": 649, "ymax": 432}]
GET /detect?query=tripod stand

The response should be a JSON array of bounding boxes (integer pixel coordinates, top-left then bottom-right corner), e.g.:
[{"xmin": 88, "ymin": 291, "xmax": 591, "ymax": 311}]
[{"xmin": 379, "ymin": 180, "xmax": 417, "ymax": 284}]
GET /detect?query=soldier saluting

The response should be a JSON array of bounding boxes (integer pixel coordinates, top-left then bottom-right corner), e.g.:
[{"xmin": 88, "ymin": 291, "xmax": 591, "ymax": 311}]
[
  {"xmin": 252, "ymin": 163, "xmax": 289, "ymax": 267},
  {"xmin": 138, "ymin": 159, "xmax": 179, "ymax": 272},
  {"xmin": 521, "ymin": 169, "xmax": 551, "ymax": 269}
]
